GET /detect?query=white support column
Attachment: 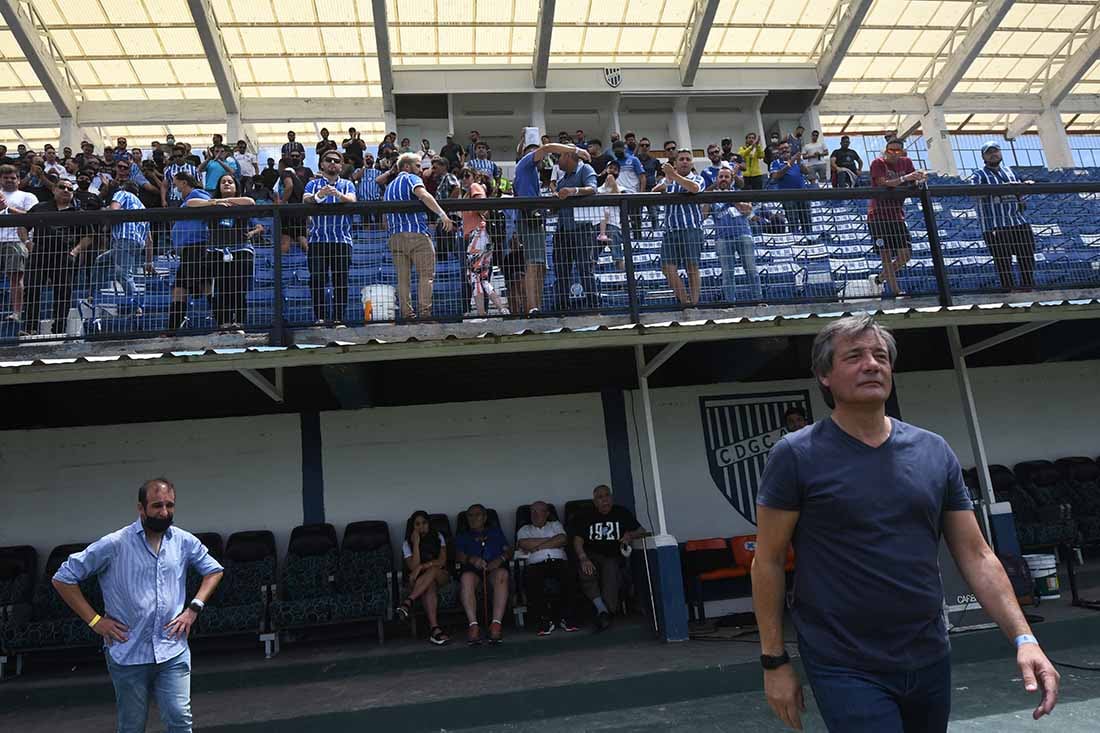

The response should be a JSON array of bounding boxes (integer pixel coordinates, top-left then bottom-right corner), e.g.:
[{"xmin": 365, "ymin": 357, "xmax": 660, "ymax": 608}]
[
  {"xmin": 802, "ymin": 105, "xmax": 823, "ymax": 135},
  {"xmin": 920, "ymin": 106, "xmax": 957, "ymax": 177},
  {"xmin": 384, "ymin": 110, "xmax": 397, "ymax": 135},
  {"xmin": 1036, "ymin": 105, "xmax": 1074, "ymax": 169},
  {"xmin": 671, "ymin": 97, "xmax": 692, "ymax": 153},
  {"xmin": 447, "ymin": 93, "xmax": 456, "ymax": 137},
  {"xmin": 226, "ymin": 113, "xmax": 242, "ymax": 146},
  {"xmin": 58, "ymin": 117, "xmax": 96, "ymax": 151},
  {"xmin": 530, "ymin": 91, "xmax": 546, "ymax": 135},
  {"xmin": 946, "ymin": 326, "xmax": 994, "ymax": 542},
  {"xmin": 634, "ymin": 345, "xmax": 670, "ymax": 539},
  {"xmin": 607, "ymin": 93, "xmax": 622, "ymax": 142}
]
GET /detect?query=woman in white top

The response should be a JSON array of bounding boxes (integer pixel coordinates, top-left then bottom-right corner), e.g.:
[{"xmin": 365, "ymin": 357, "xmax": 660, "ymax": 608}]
[{"xmin": 396, "ymin": 510, "xmax": 451, "ymax": 645}]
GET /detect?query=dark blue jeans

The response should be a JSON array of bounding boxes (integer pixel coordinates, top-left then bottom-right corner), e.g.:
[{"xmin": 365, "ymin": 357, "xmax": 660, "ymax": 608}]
[{"xmin": 799, "ymin": 640, "xmax": 951, "ymax": 733}]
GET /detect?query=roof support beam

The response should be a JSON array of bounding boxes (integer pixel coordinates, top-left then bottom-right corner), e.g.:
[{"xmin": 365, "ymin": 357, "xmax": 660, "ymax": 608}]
[
  {"xmin": 185, "ymin": 0, "xmax": 240, "ymax": 116},
  {"xmin": 920, "ymin": 0, "xmax": 1014, "ymax": 108},
  {"xmin": 0, "ymin": 0, "xmax": 80, "ymax": 119},
  {"xmin": 813, "ymin": 0, "xmax": 874, "ymax": 105},
  {"xmin": 237, "ymin": 368, "xmax": 284, "ymax": 403},
  {"xmin": 371, "ymin": 0, "xmax": 395, "ymax": 114},
  {"xmin": 679, "ymin": 0, "xmax": 720, "ymax": 87},
  {"xmin": 1006, "ymin": 10, "xmax": 1100, "ymax": 139},
  {"xmin": 533, "ymin": 0, "xmax": 556, "ymax": 89}
]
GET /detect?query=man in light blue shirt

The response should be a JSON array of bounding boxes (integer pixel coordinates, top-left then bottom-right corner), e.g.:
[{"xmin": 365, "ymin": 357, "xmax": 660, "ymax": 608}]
[
  {"xmin": 552, "ymin": 149, "xmax": 600, "ymax": 312},
  {"xmin": 53, "ymin": 477, "xmax": 223, "ymax": 733},
  {"xmin": 706, "ymin": 165, "xmax": 761, "ymax": 303}
]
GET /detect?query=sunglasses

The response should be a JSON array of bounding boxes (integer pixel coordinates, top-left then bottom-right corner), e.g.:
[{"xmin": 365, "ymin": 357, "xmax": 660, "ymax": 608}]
[
  {"xmin": 463, "ymin": 172, "xmax": 473, "ymax": 177},
  {"xmin": 56, "ymin": 185, "xmax": 74, "ymax": 191}
]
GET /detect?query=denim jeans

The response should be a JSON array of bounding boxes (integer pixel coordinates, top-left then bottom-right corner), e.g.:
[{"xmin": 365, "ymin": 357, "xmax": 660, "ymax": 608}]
[
  {"xmin": 97, "ymin": 237, "xmax": 144, "ymax": 299},
  {"xmin": 604, "ymin": 223, "xmax": 623, "ymax": 262},
  {"xmin": 552, "ymin": 223, "xmax": 598, "ymax": 311},
  {"xmin": 105, "ymin": 647, "xmax": 193, "ymax": 733},
  {"xmin": 799, "ymin": 639, "xmax": 951, "ymax": 733},
  {"xmin": 782, "ymin": 200, "xmax": 813, "ymax": 235},
  {"xmin": 717, "ymin": 234, "xmax": 761, "ymax": 302}
]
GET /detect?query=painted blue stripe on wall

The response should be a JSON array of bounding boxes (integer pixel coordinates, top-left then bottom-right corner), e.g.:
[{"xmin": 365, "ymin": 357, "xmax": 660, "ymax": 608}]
[
  {"xmin": 601, "ymin": 388, "xmax": 636, "ymax": 515},
  {"xmin": 300, "ymin": 411, "xmax": 325, "ymax": 524}
]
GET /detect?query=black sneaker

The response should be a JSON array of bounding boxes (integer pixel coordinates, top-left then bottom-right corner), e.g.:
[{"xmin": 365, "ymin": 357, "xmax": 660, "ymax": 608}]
[
  {"xmin": 429, "ymin": 626, "xmax": 450, "ymax": 646},
  {"xmin": 536, "ymin": 619, "xmax": 555, "ymax": 636},
  {"xmin": 596, "ymin": 611, "xmax": 612, "ymax": 632},
  {"xmin": 559, "ymin": 618, "xmax": 579, "ymax": 632}
]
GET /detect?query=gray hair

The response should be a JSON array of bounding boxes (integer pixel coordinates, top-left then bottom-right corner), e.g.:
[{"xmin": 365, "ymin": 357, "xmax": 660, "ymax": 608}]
[
  {"xmin": 811, "ymin": 314, "xmax": 897, "ymax": 406},
  {"xmin": 396, "ymin": 152, "xmax": 421, "ymax": 171}
]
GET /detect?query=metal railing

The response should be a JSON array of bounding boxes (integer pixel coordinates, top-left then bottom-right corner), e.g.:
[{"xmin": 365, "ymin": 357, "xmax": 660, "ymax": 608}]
[{"xmin": 2, "ymin": 181, "xmax": 1099, "ymax": 348}]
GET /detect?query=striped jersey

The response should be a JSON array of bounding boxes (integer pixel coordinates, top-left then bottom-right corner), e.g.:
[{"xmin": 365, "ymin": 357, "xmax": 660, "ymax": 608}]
[
  {"xmin": 469, "ymin": 158, "xmax": 498, "ymax": 178},
  {"xmin": 304, "ymin": 176, "xmax": 355, "ymax": 245},
  {"xmin": 164, "ymin": 162, "xmax": 199, "ymax": 202},
  {"xmin": 357, "ymin": 168, "xmax": 382, "ymax": 201},
  {"xmin": 110, "ymin": 190, "xmax": 149, "ymax": 243},
  {"xmin": 382, "ymin": 171, "xmax": 430, "ymax": 235},
  {"xmin": 664, "ymin": 173, "xmax": 705, "ymax": 231},
  {"xmin": 969, "ymin": 165, "xmax": 1028, "ymax": 231}
]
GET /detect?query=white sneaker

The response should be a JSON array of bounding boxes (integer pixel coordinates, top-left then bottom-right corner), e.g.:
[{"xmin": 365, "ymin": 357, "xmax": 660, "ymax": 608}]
[{"xmin": 867, "ymin": 273, "xmax": 883, "ymax": 294}]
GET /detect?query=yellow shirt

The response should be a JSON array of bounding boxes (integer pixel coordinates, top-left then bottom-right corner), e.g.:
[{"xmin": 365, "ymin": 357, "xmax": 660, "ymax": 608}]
[{"xmin": 738, "ymin": 143, "xmax": 765, "ymax": 177}]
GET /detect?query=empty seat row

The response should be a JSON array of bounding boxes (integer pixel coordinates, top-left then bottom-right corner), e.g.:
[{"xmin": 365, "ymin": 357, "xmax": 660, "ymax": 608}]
[
  {"xmin": 964, "ymin": 455, "xmax": 1100, "ymax": 550},
  {"xmin": 680, "ymin": 535, "xmax": 795, "ymax": 622}
]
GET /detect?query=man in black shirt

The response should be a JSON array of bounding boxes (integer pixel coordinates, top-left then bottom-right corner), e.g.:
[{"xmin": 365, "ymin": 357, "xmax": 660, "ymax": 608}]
[
  {"xmin": 440, "ymin": 134, "xmax": 464, "ymax": 170},
  {"xmin": 830, "ymin": 136, "xmax": 864, "ymax": 188},
  {"xmin": 316, "ymin": 128, "xmax": 338, "ymax": 157},
  {"xmin": 258, "ymin": 159, "xmax": 279, "ymax": 191},
  {"xmin": 342, "ymin": 128, "xmax": 366, "ymax": 169},
  {"xmin": 568, "ymin": 484, "xmax": 646, "ymax": 631},
  {"xmin": 19, "ymin": 179, "xmax": 92, "ymax": 334},
  {"xmin": 586, "ymin": 139, "xmax": 613, "ymax": 176}
]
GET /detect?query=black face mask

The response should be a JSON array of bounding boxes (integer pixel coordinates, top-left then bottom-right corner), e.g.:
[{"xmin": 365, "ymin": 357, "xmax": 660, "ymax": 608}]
[{"xmin": 142, "ymin": 513, "xmax": 174, "ymax": 533}]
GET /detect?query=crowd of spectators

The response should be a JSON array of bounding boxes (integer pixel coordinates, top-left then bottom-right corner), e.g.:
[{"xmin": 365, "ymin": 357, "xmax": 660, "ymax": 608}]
[{"xmin": 0, "ymin": 122, "xmax": 1041, "ymax": 333}]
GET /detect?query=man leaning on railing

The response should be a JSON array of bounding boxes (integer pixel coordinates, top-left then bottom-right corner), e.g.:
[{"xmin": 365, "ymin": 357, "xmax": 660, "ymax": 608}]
[{"xmin": 970, "ymin": 141, "xmax": 1037, "ymax": 292}]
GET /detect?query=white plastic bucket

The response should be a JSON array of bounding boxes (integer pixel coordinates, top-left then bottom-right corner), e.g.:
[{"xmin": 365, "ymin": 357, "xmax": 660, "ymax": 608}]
[
  {"xmin": 1023, "ymin": 554, "xmax": 1060, "ymax": 599},
  {"xmin": 360, "ymin": 285, "xmax": 395, "ymax": 322}
]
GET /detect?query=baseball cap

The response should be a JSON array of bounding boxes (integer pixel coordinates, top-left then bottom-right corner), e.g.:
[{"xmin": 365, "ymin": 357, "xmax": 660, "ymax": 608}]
[{"xmin": 981, "ymin": 141, "xmax": 1001, "ymax": 154}]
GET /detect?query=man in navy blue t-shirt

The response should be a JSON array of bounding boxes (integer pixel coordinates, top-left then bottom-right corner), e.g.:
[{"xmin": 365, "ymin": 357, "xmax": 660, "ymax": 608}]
[
  {"xmin": 455, "ymin": 504, "xmax": 512, "ymax": 645},
  {"xmin": 753, "ymin": 314, "xmax": 1058, "ymax": 732}
]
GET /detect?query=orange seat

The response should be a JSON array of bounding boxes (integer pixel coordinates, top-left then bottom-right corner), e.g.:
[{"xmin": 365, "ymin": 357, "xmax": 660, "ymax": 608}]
[
  {"xmin": 698, "ymin": 566, "xmax": 749, "ymax": 581},
  {"xmin": 731, "ymin": 534, "xmax": 795, "ymax": 572},
  {"xmin": 684, "ymin": 538, "xmax": 740, "ymax": 581}
]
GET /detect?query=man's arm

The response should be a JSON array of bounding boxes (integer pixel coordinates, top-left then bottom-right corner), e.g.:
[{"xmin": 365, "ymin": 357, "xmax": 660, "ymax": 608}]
[
  {"xmin": 752, "ymin": 505, "xmax": 804, "ymax": 730},
  {"xmin": 52, "ymin": 541, "xmax": 130, "ymax": 644},
  {"xmin": 412, "ymin": 185, "xmax": 454, "ymax": 231},
  {"xmin": 532, "ymin": 144, "xmax": 590, "ymax": 163},
  {"xmin": 943, "ymin": 510, "xmax": 1059, "ymax": 719}
]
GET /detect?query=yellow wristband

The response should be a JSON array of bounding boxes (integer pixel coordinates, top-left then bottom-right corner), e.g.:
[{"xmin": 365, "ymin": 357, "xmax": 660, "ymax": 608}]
[{"xmin": 89, "ymin": 614, "xmax": 102, "ymax": 628}]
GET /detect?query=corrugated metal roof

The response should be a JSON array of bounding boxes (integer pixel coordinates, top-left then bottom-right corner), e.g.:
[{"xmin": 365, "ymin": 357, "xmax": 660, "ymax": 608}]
[{"xmin": 1, "ymin": 296, "xmax": 1098, "ymax": 385}]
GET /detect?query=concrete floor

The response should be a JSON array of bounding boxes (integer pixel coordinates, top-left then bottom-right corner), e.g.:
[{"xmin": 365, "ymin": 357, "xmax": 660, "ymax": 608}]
[
  {"xmin": 449, "ymin": 644, "xmax": 1100, "ymax": 732},
  {"xmin": 3, "ymin": 569, "xmax": 1099, "ymax": 732}
]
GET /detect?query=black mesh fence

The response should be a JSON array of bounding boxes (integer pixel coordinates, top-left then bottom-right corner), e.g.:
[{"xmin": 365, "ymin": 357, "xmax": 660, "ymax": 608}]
[{"xmin": 2, "ymin": 181, "xmax": 1098, "ymax": 344}]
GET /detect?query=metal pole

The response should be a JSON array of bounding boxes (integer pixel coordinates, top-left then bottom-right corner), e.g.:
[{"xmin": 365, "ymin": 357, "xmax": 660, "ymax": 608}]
[
  {"xmin": 620, "ymin": 200, "xmax": 640, "ymax": 324},
  {"xmin": 946, "ymin": 324, "xmax": 994, "ymax": 542},
  {"xmin": 919, "ymin": 186, "xmax": 953, "ymax": 308},
  {"xmin": 270, "ymin": 208, "xmax": 285, "ymax": 346},
  {"xmin": 634, "ymin": 344, "xmax": 669, "ymax": 537}
]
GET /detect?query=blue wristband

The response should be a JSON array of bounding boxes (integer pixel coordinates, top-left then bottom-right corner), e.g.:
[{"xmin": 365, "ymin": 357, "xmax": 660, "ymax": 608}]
[{"xmin": 1014, "ymin": 634, "xmax": 1038, "ymax": 648}]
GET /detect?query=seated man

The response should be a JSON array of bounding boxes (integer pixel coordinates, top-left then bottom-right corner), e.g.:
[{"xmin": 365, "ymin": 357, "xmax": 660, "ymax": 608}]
[
  {"xmin": 517, "ymin": 501, "xmax": 579, "ymax": 636},
  {"xmin": 455, "ymin": 504, "xmax": 512, "ymax": 645},
  {"xmin": 569, "ymin": 485, "xmax": 646, "ymax": 631}
]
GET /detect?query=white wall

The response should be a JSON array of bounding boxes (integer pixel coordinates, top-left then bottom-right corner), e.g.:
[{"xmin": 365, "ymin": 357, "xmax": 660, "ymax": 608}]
[
  {"xmin": 895, "ymin": 361, "xmax": 1100, "ymax": 468},
  {"xmin": 624, "ymin": 359, "xmax": 1100, "ymax": 543},
  {"xmin": 321, "ymin": 393, "xmax": 611, "ymax": 555},
  {"xmin": 0, "ymin": 414, "xmax": 303, "ymax": 575},
  {"xmin": 625, "ymin": 378, "xmax": 830, "ymax": 543}
]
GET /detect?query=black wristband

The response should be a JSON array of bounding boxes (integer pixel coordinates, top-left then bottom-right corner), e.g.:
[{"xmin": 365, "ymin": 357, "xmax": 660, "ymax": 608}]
[{"xmin": 760, "ymin": 650, "xmax": 791, "ymax": 670}]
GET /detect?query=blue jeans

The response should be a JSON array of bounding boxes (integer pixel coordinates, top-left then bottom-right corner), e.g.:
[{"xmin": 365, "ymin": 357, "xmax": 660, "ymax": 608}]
[
  {"xmin": 799, "ymin": 640, "xmax": 951, "ymax": 733},
  {"xmin": 717, "ymin": 234, "xmax": 761, "ymax": 302},
  {"xmin": 106, "ymin": 648, "xmax": 192, "ymax": 733},
  {"xmin": 96, "ymin": 237, "xmax": 144, "ymax": 299}
]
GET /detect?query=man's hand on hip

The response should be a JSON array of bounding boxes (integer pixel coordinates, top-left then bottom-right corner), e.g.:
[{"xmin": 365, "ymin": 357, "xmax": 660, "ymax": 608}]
[
  {"xmin": 165, "ymin": 608, "xmax": 198, "ymax": 640},
  {"xmin": 764, "ymin": 664, "xmax": 805, "ymax": 730},
  {"xmin": 93, "ymin": 616, "xmax": 130, "ymax": 645},
  {"xmin": 1018, "ymin": 643, "xmax": 1059, "ymax": 719}
]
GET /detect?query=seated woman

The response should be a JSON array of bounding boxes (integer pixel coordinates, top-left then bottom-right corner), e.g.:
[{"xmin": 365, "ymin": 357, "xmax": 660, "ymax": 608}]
[
  {"xmin": 396, "ymin": 510, "xmax": 451, "ymax": 646},
  {"xmin": 208, "ymin": 172, "xmax": 263, "ymax": 330}
]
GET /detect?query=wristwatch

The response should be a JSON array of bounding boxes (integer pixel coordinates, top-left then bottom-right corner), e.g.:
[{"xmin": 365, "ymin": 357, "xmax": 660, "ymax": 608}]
[
  {"xmin": 760, "ymin": 650, "xmax": 791, "ymax": 670},
  {"xmin": 188, "ymin": 599, "xmax": 205, "ymax": 614}
]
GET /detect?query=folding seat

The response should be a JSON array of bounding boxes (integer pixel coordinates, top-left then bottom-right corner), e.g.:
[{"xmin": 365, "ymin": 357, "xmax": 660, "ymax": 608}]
[
  {"xmin": 455, "ymin": 506, "xmax": 502, "ymax": 536},
  {"xmin": 193, "ymin": 530, "xmax": 275, "ymax": 646},
  {"xmin": 682, "ymin": 538, "xmax": 745, "ymax": 621},
  {"xmin": 1055, "ymin": 457, "xmax": 1100, "ymax": 545},
  {"xmin": 1, "ymin": 543, "xmax": 102, "ymax": 664},
  {"xmin": 0, "ymin": 545, "xmax": 37, "ymax": 616},
  {"xmin": 330, "ymin": 520, "xmax": 393, "ymax": 643},
  {"xmin": 271, "ymin": 524, "xmax": 339, "ymax": 631},
  {"xmin": 1011, "ymin": 462, "xmax": 1077, "ymax": 548},
  {"xmin": 730, "ymin": 535, "xmax": 794, "ymax": 575},
  {"xmin": 563, "ymin": 499, "xmax": 592, "ymax": 533}
]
